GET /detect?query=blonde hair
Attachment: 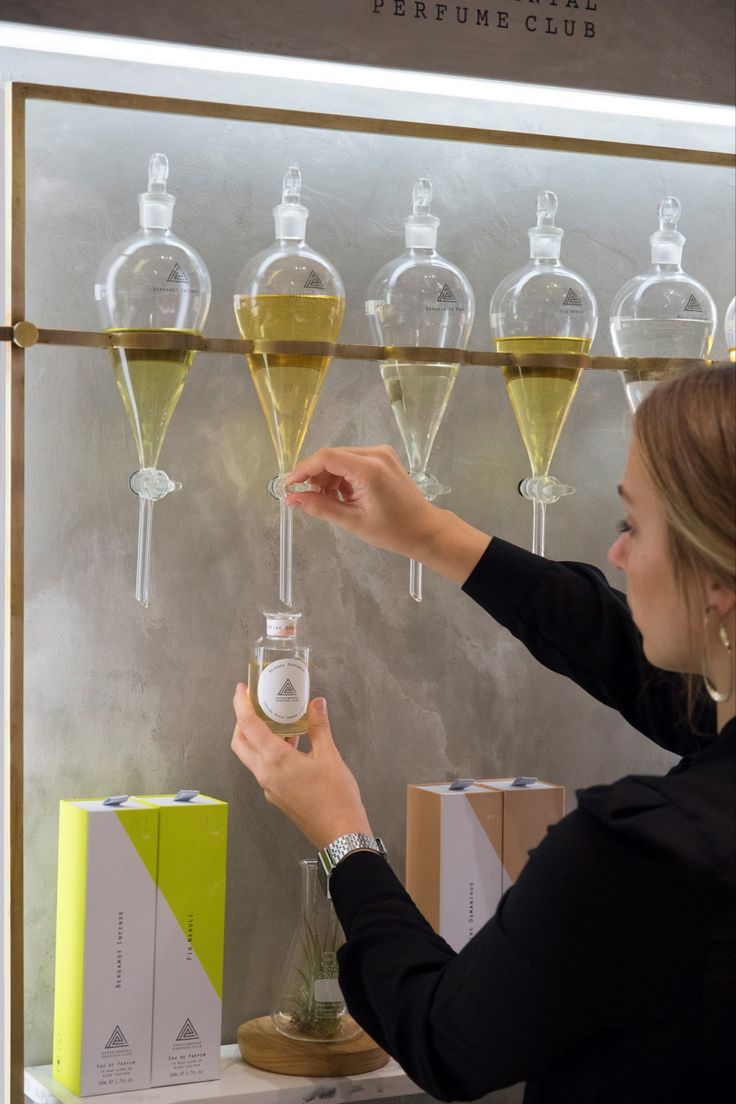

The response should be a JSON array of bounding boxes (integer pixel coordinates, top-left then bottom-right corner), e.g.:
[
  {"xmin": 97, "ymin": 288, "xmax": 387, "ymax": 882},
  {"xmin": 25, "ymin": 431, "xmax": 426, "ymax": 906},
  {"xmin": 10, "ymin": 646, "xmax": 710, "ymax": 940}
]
[{"xmin": 633, "ymin": 365, "xmax": 736, "ymax": 597}]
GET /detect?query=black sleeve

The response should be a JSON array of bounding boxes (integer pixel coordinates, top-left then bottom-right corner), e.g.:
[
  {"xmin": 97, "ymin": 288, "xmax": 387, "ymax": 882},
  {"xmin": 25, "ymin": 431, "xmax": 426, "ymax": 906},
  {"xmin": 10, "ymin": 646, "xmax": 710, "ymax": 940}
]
[
  {"xmin": 461, "ymin": 538, "xmax": 714, "ymax": 756},
  {"xmin": 331, "ymin": 807, "xmax": 703, "ymax": 1102}
]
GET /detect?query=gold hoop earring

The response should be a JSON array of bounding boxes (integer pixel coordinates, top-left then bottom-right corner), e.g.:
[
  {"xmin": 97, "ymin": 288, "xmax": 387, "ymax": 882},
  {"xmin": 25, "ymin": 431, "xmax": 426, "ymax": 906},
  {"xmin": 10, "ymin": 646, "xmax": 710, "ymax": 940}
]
[{"xmin": 702, "ymin": 606, "xmax": 734, "ymax": 704}]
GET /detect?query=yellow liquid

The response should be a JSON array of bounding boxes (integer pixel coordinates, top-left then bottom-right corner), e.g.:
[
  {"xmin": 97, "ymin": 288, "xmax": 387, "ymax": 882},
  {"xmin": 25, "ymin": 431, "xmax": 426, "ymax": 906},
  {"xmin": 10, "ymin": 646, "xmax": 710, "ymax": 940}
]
[
  {"xmin": 729, "ymin": 347, "xmax": 736, "ymax": 364},
  {"xmin": 235, "ymin": 294, "xmax": 345, "ymax": 473},
  {"xmin": 108, "ymin": 328, "xmax": 197, "ymax": 468},
  {"xmin": 496, "ymin": 336, "xmax": 591, "ymax": 476}
]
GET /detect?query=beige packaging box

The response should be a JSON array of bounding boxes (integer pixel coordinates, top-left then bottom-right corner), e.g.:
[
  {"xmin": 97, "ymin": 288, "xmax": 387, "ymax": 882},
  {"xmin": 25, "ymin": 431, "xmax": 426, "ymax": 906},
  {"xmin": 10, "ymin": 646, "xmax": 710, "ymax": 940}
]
[
  {"xmin": 407, "ymin": 778, "xmax": 565, "ymax": 950},
  {"xmin": 476, "ymin": 778, "xmax": 565, "ymax": 891},
  {"xmin": 406, "ymin": 783, "xmax": 504, "ymax": 952}
]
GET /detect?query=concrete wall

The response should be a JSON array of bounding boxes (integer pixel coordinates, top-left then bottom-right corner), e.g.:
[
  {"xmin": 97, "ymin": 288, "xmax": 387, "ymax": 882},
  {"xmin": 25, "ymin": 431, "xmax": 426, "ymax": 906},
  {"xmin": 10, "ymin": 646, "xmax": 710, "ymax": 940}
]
[{"xmin": 1, "ymin": 36, "xmax": 734, "ymax": 1104}]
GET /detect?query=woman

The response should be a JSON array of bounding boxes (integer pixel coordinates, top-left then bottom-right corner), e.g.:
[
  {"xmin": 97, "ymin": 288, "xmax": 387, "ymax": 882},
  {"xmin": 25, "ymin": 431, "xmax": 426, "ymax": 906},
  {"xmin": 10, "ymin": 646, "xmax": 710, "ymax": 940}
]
[{"xmin": 231, "ymin": 365, "xmax": 735, "ymax": 1103}]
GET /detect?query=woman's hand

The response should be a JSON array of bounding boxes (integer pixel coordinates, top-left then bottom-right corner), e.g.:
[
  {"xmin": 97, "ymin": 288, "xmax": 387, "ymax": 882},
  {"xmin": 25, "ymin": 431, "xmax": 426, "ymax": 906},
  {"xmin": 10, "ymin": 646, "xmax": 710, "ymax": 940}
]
[
  {"xmin": 286, "ymin": 445, "xmax": 492, "ymax": 586},
  {"xmin": 231, "ymin": 684, "xmax": 373, "ymax": 849},
  {"xmin": 286, "ymin": 445, "xmax": 441, "ymax": 560}
]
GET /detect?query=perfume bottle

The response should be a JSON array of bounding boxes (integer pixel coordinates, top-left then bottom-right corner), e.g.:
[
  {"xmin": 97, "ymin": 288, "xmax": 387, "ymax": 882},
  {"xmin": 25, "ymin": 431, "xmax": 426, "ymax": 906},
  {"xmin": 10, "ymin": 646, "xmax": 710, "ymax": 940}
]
[
  {"xmin": 272, "ymin": 859, "xmax": 360, "ymax": 1042},
  {"xmin": 248, "ymin": 612, "xmax": 310, "ymax": 738},
  {"xmin": 366, "ymin": 177, "xmax": 475, "ymax": 602},
  {"xmin": 95, "ymin": 152, "xmax": 212, "ymax": 607},
  {"xmin": 489, "ymin": 190, "xmax": 597, "ymax": 557},
  {"xmin": 610, "ymin": 196, "xmax": 717, "ymax": 411}
]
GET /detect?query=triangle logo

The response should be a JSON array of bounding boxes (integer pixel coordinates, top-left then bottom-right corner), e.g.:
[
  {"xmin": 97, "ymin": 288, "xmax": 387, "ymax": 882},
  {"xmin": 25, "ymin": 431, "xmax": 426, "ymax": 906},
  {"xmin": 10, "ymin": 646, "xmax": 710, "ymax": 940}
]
[
  {"xmin": 104, "ymin": 1025, "xmax": 129, "ymax": 1049},
  {"xmin": 167, "ymin": 263, "xmax": 189, "ymax": 284},
  {"xmin": 437, "ymin": 283, "xmax": 457, "ymax": 303},
  {"xmin": 684, "ymin": 294, "xmax": 703, "ymax": 313},
  {"xmin": 176, "ymin": 1018, "xmax": 200, "ymax": 1042},
  {"xmin": 304, "ymin": 270, "xmax": 325, "ymax": 290},
  {"xmin": 277, "ymin": 678, "xmax": 298, "ymax": 698},
  {"xmin": 563, "ymin": 287, "xmax": 583, "ymax": 307}
]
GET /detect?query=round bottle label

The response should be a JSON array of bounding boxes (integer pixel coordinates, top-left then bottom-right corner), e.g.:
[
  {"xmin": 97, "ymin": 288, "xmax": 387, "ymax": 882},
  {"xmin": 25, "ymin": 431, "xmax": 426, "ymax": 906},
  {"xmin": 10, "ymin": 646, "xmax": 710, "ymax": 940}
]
[{"xmin": 257, "ymin": 659, "xmax": 309, "ymax": 724}]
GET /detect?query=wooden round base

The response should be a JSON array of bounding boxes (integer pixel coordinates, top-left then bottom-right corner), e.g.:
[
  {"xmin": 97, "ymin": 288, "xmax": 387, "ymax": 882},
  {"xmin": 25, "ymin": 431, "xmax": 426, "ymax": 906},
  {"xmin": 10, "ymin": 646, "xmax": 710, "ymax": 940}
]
[{"xmin": 238, "ymin": 1015, "xmax": 389, "ymax": 1077}]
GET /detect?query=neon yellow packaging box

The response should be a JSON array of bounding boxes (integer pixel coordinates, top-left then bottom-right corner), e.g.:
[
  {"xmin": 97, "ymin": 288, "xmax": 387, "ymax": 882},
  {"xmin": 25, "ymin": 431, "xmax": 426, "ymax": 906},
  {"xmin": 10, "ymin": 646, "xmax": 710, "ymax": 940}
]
[
  {"xmin": 135, "ymin": 792, "xmax": 228, "ymax": 1087},
  {"xmin": 52, "ymin": 796, "xmax": 158, "ymax": 1095}
]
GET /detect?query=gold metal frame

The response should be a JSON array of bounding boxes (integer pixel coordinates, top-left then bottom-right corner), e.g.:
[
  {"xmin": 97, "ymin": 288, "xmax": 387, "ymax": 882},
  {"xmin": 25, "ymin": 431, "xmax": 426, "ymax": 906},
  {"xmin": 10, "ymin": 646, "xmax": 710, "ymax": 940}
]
[{"xmin": 3, "ymin": 80, "xmax": 733, "ymax": 1103}]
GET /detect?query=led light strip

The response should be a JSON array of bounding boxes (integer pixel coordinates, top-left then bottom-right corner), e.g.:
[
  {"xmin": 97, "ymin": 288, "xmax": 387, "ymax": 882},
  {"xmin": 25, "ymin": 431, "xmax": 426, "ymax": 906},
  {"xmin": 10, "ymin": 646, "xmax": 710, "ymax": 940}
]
[{"xmin": 1, "ymin": 20, "xmax": 734, "ymax": 131}]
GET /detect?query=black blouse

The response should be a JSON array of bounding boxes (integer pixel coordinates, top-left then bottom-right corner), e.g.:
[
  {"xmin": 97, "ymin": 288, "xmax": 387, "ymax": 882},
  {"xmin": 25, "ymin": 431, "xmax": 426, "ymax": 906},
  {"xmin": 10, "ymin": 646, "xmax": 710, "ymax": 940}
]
[{"xmin": 330, "ymin": 539, "xmax": 736, "ymax": 1104}]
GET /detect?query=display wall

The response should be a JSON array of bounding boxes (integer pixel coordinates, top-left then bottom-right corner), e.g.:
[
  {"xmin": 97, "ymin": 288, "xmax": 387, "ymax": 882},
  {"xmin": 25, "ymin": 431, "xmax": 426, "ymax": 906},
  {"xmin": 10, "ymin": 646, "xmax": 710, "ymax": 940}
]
[{"xmin": 2, "ymin": 40, "xmax": 735, "ymax": 1104}]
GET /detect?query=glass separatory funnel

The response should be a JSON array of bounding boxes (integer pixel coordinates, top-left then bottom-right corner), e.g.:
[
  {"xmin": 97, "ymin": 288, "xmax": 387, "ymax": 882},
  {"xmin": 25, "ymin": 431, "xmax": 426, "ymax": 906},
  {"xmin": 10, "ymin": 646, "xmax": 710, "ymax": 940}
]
[
  {"xmin": 725, "ymin": 297, "xmax": 735, "ymax": 363},
  {"xmin": 272, "ymin": 859, "xmax": 360, "ymax": 1042},
  {"xmin": 610, "ymin": 197, "xmax": 717, "ymax": 411},
  {"xmin": 95, "ymin": 153, "xmax": 211, "ymax": 607},
  {"xmin": 234, "ymin": 166, "xmax": 345, "ymax": 608},
  {"xmin": 366, "ymin": 178, "xmax": 474, "ymax": 602},
  {"xmin": 490, "ymin": 191, "xmax": 597, "ymax": 558}
]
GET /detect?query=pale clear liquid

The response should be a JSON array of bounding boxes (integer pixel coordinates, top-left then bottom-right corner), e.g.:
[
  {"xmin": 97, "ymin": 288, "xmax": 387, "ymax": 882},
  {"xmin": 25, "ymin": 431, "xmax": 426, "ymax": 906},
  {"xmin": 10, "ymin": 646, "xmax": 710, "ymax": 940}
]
[
  {"xmin": 380, "ymin": 361, "xmax": 459, "ymax": 475},
  {"xmin": 108, "ymin": 328, "xmax": 197, "ymax": 468},
  {"xmin": 235, "ymin": 294, "xmax": 344, "ymax": 473},
  {"xmin": 612, "ymin": 318, "xmax": 713, "ymax": 413},
  {"xmin": 496, "ymin": 336, "xmax": 590, "ymax": 476},
  {"xmin": 611, "ymin": 317, "xmax": 713, "ymax": 359}
]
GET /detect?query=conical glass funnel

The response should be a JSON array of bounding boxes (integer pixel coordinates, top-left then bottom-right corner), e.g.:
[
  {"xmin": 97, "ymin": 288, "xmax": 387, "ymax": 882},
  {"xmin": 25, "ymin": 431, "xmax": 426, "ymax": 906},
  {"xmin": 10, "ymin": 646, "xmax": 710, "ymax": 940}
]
[
  {"xmin": 235, "ymin": 166, "xmax": 345, "ymax": 608},
  {"xmin": 610, "ymin": 197, "xmax": 716, "ymax": 411},
  {"xmin": 96, "ymin": 153, "xmax": 211, "ymax": 607},
  {"xmin": 490, "ymin": 191, "xmax": 597, "ymax": 557},
  {"xmin": 726, "ymin": 297, "xmax": 736, "ymax": 364},
  {"xmin": 367, "ymin": 178, "xmax": 474, "ymax": 601}
]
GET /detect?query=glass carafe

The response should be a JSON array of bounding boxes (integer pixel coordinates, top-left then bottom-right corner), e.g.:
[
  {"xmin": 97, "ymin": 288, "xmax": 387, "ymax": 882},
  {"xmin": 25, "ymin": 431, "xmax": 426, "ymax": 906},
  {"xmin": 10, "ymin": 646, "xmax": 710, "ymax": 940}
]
[
  {"xmin": 610, "ymin": 196, "xmax": 716, "ymax": 411},
  {"xmin": 272, "ymin": 860, "xmax": 360, "ymax": 1042},
  {"xmin": 490, "ymin": 191, "xmax": 597, "ymax": 557},
  {"xmin": 367, "ymin": 178, "xmax": 474, "ymax": 601},
  {"xmin": 234, "ymin": 166, "xmax": 345, "ymax": 608},
  {"xmin": 95, "ymin": 153, "xmax": 211, "ymax": 607}
]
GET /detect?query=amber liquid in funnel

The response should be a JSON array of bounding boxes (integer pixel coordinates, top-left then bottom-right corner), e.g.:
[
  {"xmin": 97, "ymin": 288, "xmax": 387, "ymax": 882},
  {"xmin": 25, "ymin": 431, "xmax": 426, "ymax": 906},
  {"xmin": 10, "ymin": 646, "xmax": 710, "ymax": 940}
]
[
  {"xmin": 235, "ymin": 294, "xmax": 344, "ymax": 474},
  {"xmin": 108, "ymin": 328, "xmax": 197, "ymax": 468},
  {"xmin": 497, "ymin": 336, "xmax": 590, "ymax": 476}
]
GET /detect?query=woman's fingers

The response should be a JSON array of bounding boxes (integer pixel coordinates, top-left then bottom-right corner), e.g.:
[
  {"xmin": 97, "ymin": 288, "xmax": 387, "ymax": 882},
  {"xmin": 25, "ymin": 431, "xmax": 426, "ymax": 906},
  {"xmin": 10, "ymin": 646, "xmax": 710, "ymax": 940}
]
[
  {"xmin": 304, "ymin": 698, "xmax": 334, "ymax": 756},
  {"xmin": 287, "ymin": 446, "xmax": 397, "ymax": 489}
]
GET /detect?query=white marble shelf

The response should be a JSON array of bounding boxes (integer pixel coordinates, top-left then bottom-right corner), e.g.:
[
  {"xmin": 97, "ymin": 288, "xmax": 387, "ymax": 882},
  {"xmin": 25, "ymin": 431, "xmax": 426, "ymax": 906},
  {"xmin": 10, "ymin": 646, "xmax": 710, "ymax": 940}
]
[{"xmin": 25, "ymin": 1047, "xmax": 423, "ymax": 1104}]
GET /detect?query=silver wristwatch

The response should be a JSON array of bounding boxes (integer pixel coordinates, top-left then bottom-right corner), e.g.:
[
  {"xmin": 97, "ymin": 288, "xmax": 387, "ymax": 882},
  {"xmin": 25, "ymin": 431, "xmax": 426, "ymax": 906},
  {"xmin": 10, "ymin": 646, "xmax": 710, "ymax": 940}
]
[{"xmin": 317, "ymin": 833, "xmax": 387, "ymax": 898}]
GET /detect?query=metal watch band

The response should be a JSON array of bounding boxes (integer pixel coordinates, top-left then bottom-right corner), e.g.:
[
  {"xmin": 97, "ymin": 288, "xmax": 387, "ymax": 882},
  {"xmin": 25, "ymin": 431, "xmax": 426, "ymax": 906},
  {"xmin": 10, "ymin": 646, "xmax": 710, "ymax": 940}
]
[{"xmin": 317, "ymin": 833, "xmax": 387, "ymax": 898}]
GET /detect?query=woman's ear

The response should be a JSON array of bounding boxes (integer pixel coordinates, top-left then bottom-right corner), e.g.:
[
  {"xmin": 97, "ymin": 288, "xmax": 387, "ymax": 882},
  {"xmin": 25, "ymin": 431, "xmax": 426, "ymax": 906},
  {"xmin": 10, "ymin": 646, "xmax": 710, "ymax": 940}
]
[{"xmin": 703, "ymin": 577, "xmax": 736, "ymax": 617}]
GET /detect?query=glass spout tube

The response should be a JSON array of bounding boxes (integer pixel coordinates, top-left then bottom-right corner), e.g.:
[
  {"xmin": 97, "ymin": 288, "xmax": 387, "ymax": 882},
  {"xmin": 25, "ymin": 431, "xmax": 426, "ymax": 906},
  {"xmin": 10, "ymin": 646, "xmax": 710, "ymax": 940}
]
[
  {"xmin": 409, "ymin": 557, "xmax": 424, "ymax": 603},
  {"xmin": 532, "ymin": 499, "xmax": 547, "ymax": 559},
  {"xmin": 129, "ymin": 467, "xmax": 181, "ymax": 608},
  {"xmin": 136, "ymin": 497, "xmax": 155, "ymax": 607},
  {"xmin": 280, "ymin": 497, "xmax": 294, "ymax": 608},
  {"xmin": 269, "ymin": 473, "xmax": 322, "ymax": 609}
]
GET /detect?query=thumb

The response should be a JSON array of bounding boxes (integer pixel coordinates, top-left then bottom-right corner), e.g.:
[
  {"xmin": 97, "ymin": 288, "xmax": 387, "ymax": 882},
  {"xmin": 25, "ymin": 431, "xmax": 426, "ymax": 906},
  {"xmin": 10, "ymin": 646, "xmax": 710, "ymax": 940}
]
[{"xmin": 306, "ymin": 697, "xmax": 334, "ymax": 753}]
